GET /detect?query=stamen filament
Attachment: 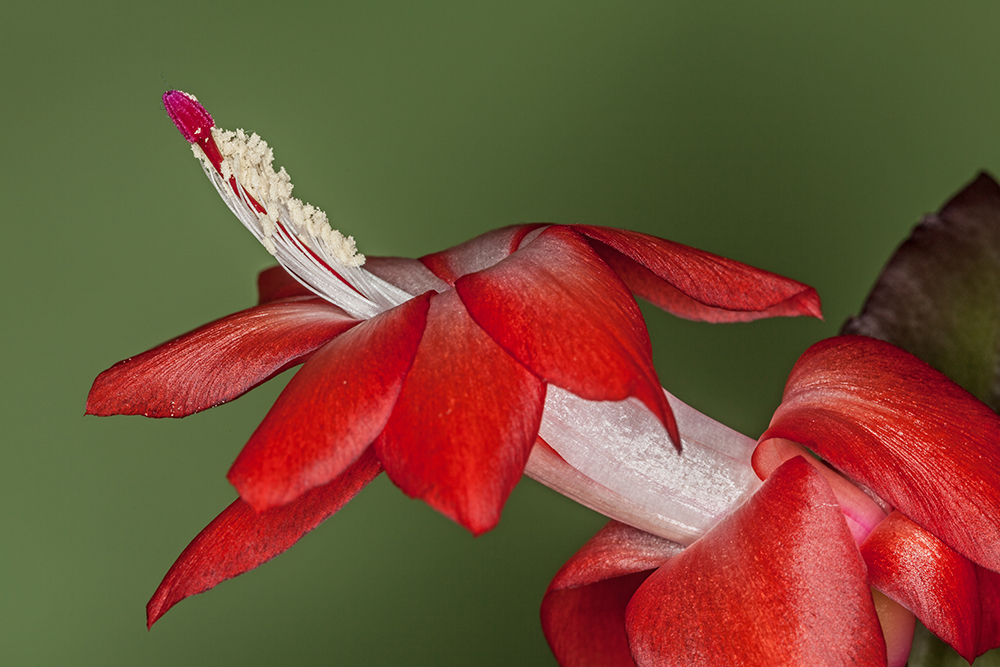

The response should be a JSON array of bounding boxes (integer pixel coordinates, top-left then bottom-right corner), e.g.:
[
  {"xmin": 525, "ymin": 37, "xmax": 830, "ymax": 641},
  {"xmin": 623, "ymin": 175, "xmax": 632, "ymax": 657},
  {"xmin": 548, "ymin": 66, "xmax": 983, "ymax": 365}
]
[{"xmin": 163, "ymin": 90, "xmax": 411, "ymax": 318}]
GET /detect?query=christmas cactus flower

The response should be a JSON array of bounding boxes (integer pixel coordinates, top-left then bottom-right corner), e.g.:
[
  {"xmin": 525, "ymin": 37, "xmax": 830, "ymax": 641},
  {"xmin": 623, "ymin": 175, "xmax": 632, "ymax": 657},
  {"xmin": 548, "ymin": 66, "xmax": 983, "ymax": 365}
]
[
  {"xmin": 541, "ymin": 174, "xmax": 1000, "ymax": 666},
  {"xmin": 541, "ymin": 335, "xmax": 1000, "ymax": 667},
  {"xmin": 84, "ymin": 92, "xmax": 821, "ymax": 626}
]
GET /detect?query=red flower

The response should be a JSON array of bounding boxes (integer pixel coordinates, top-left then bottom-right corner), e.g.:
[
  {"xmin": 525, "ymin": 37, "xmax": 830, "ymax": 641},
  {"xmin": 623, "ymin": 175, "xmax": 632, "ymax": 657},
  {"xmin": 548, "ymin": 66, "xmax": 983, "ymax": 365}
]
[
  {"xmin": 85, "ymin": 92, "xmax": 821, "ymax": 627},
  {"xmin": 540, "ymin": 336, "xmax": 1000, "ymax": 666}
]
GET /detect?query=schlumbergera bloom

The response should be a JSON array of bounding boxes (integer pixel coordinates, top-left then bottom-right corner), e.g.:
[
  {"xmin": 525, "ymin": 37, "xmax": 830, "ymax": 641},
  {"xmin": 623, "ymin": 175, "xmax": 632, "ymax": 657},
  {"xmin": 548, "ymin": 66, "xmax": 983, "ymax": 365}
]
[
  {"xmin": 541, "ymin": 177, "xmax": 1000, "ymax": 667},
  {"xmin": 543, "ymin": 337, "xmax": 1000, "ymax": 667},
  {"xmin": 85, "ymin": 92, "xmax": 822, "ymax": 626}
]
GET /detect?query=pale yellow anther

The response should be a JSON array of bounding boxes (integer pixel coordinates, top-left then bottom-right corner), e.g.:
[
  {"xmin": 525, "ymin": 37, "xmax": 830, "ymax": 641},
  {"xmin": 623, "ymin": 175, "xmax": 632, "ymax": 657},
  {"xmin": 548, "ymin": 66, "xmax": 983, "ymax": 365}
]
[{"xmin": 195, "ymin": 125, "xmax": 365, "ymax": 268}]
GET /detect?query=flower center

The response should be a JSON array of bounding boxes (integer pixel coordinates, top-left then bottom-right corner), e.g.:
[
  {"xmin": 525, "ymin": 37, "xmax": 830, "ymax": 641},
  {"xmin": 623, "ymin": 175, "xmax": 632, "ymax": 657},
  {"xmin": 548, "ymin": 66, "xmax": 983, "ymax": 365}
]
[{"xmin": 163, "ymin": 90, "xmax": 410, "ymax": 319}]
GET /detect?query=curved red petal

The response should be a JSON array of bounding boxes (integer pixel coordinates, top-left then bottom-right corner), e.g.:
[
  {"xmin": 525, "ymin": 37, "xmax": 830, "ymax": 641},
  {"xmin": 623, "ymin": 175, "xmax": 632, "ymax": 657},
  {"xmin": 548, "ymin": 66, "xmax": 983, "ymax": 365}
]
[
  {"xmin": 86, "ymin": 298, "xmax": 360, "ymax": 418},
  {"xmin": 374, "ymin": 290, "xmax": 545, "ymax": 535},
  {"xmin": 544, "ymin": 573, "xmax": 649, "ymax": 667},
  {"xmin": 147, "ymin": 447, "xmax": 382, "ymax": 628},
  {"xmin": 762, "ymin": 335, "xmax": 1000, "ymax": 572},
  {"xmin": 257, "ymin": 265, "xmax": 314, "ymax": 303},
  {"xmin": 419, "ymin": 224, "xmax": 545, "ymax": 284},
  {"xmin": 548, "ymin": 520, "xmax": 683, "ymax": 593},
  {"xmin": 861, "ymin": 510, "xmax": 981, "ymax": 662},
  {"xmin": 455, "ymin": 226, "xmax": 677, "ymax": 446},
  {"xmin": 572, "ymin": 225, "xmax": 823, "ymax": 322},
  {"xmin": 228, "ymin": 293, "xmax": 431, "ymax": 511},
  {"xmin": 626, "ymin": 457, "xmax": 885, "ymax": 667},
  {"xmin": 542, "ymin": 521, "xmax": 681, "ymax": 667}
]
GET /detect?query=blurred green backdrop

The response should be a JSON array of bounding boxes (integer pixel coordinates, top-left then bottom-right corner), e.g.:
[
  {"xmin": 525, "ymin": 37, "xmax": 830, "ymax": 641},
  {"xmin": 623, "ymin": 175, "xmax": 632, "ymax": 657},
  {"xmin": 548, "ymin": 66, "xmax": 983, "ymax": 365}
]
[{"xmin": 3, "ymin": 1, "xmax": 999, "ymax": 665}]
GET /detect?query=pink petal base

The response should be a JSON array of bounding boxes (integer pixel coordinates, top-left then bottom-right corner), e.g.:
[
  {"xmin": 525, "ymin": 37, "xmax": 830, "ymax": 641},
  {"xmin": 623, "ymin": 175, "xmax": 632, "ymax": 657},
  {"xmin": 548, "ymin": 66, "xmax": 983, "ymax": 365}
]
[
  {"xmin": 753, "ymin": 437, "xmax": 887, "ymax": 543},
  {"xmin": 872, "ymin": 590, "xmax": 916, "ymax": 667}
]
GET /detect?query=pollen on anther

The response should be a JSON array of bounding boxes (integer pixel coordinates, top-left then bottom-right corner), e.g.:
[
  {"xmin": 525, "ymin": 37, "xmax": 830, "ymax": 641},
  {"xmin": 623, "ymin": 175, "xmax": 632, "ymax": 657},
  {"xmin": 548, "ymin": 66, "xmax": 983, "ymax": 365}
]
[{"xmin": 163, "ymin": 90, "xmax": 214, "ymax": 144}]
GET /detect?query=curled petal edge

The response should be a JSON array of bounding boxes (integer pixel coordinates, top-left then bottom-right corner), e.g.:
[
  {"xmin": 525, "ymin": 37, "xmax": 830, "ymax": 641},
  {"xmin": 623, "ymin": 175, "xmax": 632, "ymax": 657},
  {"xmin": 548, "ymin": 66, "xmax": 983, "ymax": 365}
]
[
  {"xmin": 572, "ymin": 225, "xmax": 823, "ymax": 322},
  {"xmin": 762, "ymin": 335, "xmax": 1000, "ymax": 573}
]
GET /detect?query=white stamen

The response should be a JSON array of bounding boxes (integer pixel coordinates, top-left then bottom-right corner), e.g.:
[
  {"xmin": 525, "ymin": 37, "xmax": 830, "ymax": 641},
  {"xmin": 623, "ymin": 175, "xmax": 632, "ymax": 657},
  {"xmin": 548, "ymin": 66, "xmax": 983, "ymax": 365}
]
[{"xmin": 191, "ymin": 127, "xmax": 412, "ymax": 319}]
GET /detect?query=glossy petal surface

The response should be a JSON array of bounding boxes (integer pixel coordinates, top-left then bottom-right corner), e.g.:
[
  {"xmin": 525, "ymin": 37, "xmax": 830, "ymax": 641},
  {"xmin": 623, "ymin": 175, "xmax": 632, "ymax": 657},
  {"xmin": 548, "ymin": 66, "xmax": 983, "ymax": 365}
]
[
  {"xmin": 455, "ymin": 225, "xmax": 677, "ymax": 444},
  {"xmin": 375, "ymin": 290, "xmax": 546, "ymax": 535},
  {"xmin": 542, "ymin": 521, "xmax": 681, "ymax": 667},
  {"xmin": 572, "ymin": 225, "xmax": 822, "ymax": 322},
  {"xmin": 763, "ymin": 335, "xmax": 1000, "ymax": 572},
  {"xmin": 86, "ymin": 298, "xmax": 359, "ymax": 418},
  {"xmin": 147, "ymin": 448, "xmax": 382, "ymax": 628},
  {"xmin": 228, "ymin": 293, "xmax": 431, "ymax": 511},
  {"xmin": 626, "ymin": 457, "xmax": 885, "ymax": 667},
  {"xmin": 420, "ymin": 224, "xmax": 543, "ymax": 284},
  {"xmin": 861, "ymin": 511, "xmax": 980, "ymax": 662}
]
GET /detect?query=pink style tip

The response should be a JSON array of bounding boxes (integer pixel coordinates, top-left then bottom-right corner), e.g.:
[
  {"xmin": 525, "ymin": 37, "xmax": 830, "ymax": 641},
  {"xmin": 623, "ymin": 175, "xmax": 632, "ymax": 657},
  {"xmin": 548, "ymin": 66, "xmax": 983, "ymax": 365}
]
[{"xmin": 163, "ymin": 90, "xmax": 214, "ymax": 144}]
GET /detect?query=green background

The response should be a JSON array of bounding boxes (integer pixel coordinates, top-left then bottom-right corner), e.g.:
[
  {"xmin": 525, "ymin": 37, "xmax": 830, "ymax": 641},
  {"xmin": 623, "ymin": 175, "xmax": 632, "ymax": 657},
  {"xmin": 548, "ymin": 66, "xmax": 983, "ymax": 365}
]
[{"xmin": 3, "ymin": 2, "xmax": 999, "ymax": 665}]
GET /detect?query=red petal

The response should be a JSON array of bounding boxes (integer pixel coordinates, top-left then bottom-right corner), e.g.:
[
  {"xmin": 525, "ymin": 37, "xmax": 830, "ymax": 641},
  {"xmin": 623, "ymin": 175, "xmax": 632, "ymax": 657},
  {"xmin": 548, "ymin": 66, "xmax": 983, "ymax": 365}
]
[
  {"xmin": 978, "ymin": 567, "xmax": 1000, "ymax": 654},
  {"xmin": 374, "ymin": 290, "xmax": 545, "ymax": 535},
  {"xmin": 762, "ymin": 335, "xmax": 1000, "ymax": 572},
  {"xmin": 420, "ymin": 224, "xmax": 545, "ymax": 284},
  {"xmin": 147, "ymin": 447, "xmax": 382, "ymax": 628},
  {"xmin": 549, "ymin": 520, "xmax": 684, "ymax": 592},
  {"xmin": 626, "ymin": 456, "xmax": 885, "ymax": 667},
  {"xmin": 542, "ymin": 521, "xmax": 682, "ymax": 667},
  {"xmin": 228, "ymin": 293, "xmax": 431, "ymax": 511},
  {"xmin": 86, "ymin": 298, "xmax": 360, "ymax": 418},
  {"xmin": 572, "ymin": 225, "xmax": 823, "ymax": 322},
  {"xmin": 861, "ymin": 510, "xmax": 981, "ymax": 662},
  {"xmin": 544, "ymin": 573, "xmax": 647, "ymax": 667},
  {"xmin": 455, "ymin": 226, "xmax": 677, "ymax": 446},
  {"xmin": 257, "ymin": 265, "xmax": 314, "ymax": 303}
]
